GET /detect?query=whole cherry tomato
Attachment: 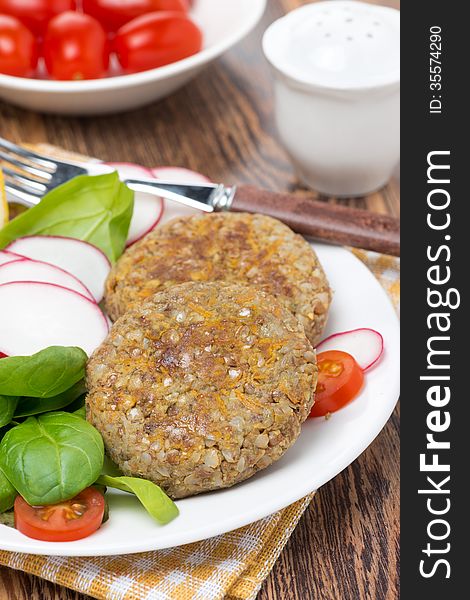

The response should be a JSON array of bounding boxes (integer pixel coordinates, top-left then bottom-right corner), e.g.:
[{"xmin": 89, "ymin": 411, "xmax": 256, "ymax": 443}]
[
  {"xmin": 82, "ymin": 0, "xmax": 188, "ymax": 33},
  {"xmin": 15, "ymin": 487, "xmax": 105, "ymax": 542},
  {"xmin": 0, "ymin": 14, "xmax": 38, "ymax": 77},
  {"xmin": 0, "ymin": 0, "xmax": 76, "ymax": 36},
  {"xmin": 309, "ymin": 350, "xmax": 364, "ymax": 418},
  {"xmin": 43, "ymin": 11, "xmax": 109, "ymax": 80},
  {"xmin": 114, "ymin": 11, "xmax": 202, "ymax": 74}
]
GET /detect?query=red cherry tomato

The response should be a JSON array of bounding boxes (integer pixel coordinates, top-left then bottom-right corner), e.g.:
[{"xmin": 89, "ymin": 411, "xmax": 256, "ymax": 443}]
[
  {"xmin": 43, "ymin": 11, "xmax": 109, "ymax": 80},
  {"xmin": 309, "ymin": 350, "xmax": 364, "ymax": 418},
  {"xmin": 114, "ymin": 11, "xmax": 202, "ymax": 74},
  {"xmin": 82, "ymin": 0, "xmax": 188, "ymax": 33},
  {"xmin": 0, "ymin": 15, "xmax": 38, "ymax": 77},
  {"xmin": 14, "ymin": 487, "xmax": 105, "ymax": 542},
  {"xmin": 0, "ymin": 0, "xmax": 76, "ymax": 36}
]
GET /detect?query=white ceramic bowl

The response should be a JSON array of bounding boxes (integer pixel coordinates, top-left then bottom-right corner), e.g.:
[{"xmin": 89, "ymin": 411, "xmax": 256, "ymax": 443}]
[{"xmin": 0, "ymin": 0, "xmax": 266, "ymax": 115}]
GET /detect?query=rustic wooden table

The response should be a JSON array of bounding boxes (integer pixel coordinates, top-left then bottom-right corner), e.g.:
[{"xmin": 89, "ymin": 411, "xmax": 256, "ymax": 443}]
[{"xmin": 0, "ymin": 1, "xmax": 400, "ymax": 598}]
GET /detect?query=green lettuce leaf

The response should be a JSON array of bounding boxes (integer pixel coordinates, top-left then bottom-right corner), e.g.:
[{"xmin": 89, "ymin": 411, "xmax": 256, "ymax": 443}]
[
  {"xmin": 97, "ymin": 475, "xmax": 179, "ymax": 525},
  {"xmin": 0, "ymin": 172, "xmax": 134, "ymax": 262}
]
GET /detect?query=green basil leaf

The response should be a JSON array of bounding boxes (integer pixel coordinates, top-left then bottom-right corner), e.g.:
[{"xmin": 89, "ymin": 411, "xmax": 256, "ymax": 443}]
[
  {"xmin": 0, "ymin": 468, "xmax": 16, "ymax": 513},
  {"xmin": 14, "ymin": 381, "xmax": 87, "ymax": 418},
  {"xmin": 102, "ymin": 455, "xmax": 122, "ymax": 477},
  {"xmin": 97, "ymin": 475, "xmax": 179, "ymax": 525},
  {"xmin": 0, "ymin": 172, "xmax": 134, "ymax": 263},
  {"xmin": 0, "ymin": 346, "xmax": 87, "ymax": 398},
  {"xmin": 0, "ymin": 396, "xmax": 18, "ymax": 428},
  {"xmin": 64, "ymin": 393, "xmax": 86, "ymax": 415},
  {"xmin": 0, "ymin": 412, "xmax": 104, "ymax": 506},
  {"xmin": 0, "ymin": 423, "xmax": 17, "ymax": 442},
  {"xmin": 73, "ymin": 405, "xmax": 86, "ymax": 420}
]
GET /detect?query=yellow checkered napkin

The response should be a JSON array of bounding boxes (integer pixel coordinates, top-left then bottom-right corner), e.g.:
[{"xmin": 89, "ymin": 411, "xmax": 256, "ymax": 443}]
[{"xmin": 0, "ymin": 240, "xmax": 399, "ymax": 597}]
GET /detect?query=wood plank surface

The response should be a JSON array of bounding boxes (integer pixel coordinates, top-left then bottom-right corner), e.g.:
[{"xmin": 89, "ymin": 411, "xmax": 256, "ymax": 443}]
[{"xmin": 0, "ymin": 1, "xmax": 400, "ymax": 598}]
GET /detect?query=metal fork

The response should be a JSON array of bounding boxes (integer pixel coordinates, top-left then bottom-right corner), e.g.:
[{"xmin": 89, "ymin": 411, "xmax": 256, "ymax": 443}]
[
  {"xmin": 0, "ymin": 137, "xmax": 236, "ymax": 212},
  {"xmin": 0, "ymin": 136, "xmax": 401, "ymax": 255}
]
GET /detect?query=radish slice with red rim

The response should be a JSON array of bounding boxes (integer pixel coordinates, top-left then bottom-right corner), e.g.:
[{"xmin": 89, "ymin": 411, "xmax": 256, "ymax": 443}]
[
  {"xmin": 0, "ymin": 258, "xmax": 95, "ymax": 301},
  {"xmin": 0, "ymin": 281, "xmax": 109, "ymax": 357},
  {"xmin": 106, "ymin": 162, "xmax": 153, "ymax": 179},
  {"xmin": 0, "ymin": 250, "xmax": 23, "ymax": 266},
  {"xmin": 151, "ymin": 167, "xmax": 210, "ymax": 183},
  {"xmin": 106, "ymin": 162, "xmax": 164, "ymax": 246},
  {"xmin": 126, "ymin": 193, "xmax": 164, "ymax": 246},
  {"xmin": 316, "ymin": 328, "xmax": 384, "ymax": 371},
  {"xmin": 151, "ymin": 167, "xmax": 211, "ymax": 223},
  {"xmin": 5, "ymin": 236, "xmax": 110, "ymax": 303}
]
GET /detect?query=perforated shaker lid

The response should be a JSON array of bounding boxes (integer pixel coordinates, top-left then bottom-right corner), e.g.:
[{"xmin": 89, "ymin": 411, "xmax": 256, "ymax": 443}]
[{"xmin": 263, "ymin": 1, "xmax": 400, "ymax": 90}]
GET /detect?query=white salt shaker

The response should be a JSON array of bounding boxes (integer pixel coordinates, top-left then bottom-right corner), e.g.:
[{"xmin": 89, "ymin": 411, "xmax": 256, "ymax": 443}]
[{"xmin": 263, "ymin": 1, "xmax": 400, "ymax": 197}]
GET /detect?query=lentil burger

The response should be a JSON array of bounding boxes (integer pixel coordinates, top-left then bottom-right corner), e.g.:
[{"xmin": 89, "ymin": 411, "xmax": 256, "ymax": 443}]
[
  {"xmin": 87, "ymin": 282, "xmax": 317, "ymax": 499},
  {"xmin": 105, "ymin": 213, "xmax": 331, "ymax": 346}
]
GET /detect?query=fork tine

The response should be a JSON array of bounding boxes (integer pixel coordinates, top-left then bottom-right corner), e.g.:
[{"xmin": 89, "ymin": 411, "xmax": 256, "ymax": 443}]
[
  {"xmin": 0, "ymin": 150, "xmax": 52, "ymax": 181},
  {"xmin": 0, "ymin": 137, "xmax": 57, "ymax": 171},
  {"xmin": 4, "ymin": 181, "xmax": 41, "ymax": 206},
  {"xmin": 3, "ymin": 167, "xmax": 47, "ymax": 194}
]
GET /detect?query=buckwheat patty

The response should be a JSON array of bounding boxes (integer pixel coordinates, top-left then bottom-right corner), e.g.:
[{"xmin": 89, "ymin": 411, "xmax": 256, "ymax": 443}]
[
  {"xmin": 87, "ymin": 282, "xmax": 317, "ymax": 499},
  {"xmin": 105, "ymin": 213, "xmax": 331, "ymax": 346}
]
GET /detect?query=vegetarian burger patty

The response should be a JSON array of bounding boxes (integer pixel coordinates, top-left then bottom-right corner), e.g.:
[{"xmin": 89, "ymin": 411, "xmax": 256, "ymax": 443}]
[
  {"xmin": 105, "ymin": 213, "xmax": 331, "ymax": 346},
  {"xmin": 87, "ymin": 282, "xmax": 317, "ymax": 499}
]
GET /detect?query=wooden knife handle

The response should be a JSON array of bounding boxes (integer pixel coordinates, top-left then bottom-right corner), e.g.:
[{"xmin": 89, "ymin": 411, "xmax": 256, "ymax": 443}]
[{"xmin": 232, "ymin": 185, "xmax": 400, "ymax": 256}]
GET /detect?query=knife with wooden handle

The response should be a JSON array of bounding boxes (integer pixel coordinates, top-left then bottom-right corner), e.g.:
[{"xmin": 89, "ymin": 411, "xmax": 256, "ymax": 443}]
[
  {"xmin": 1, "ymin": 136, "xmax": 400, "ymax": 256},
  {"xmin": 231, "ymin": 185, "xmax": 400, "ymax": 256},
  {"xmin": 126, "ymin": 179, "xmax": 400, "ymax": 256}
]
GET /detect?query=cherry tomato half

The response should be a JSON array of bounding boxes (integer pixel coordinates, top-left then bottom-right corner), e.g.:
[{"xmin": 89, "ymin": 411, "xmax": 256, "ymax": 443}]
[
  {"xmin": 43, "ymin": 11, "xmax": 109, "ymax": 80},
  {"xmin": 14, "ymin": 487, "xmax": 105, "ymax": 542},
  {"xmin": 0, "ymin": 15, "xmax": 38, "ymax": 77},
  {"xmin": 83, "ymin": 0, "xmax": 188, "ymax": 33},
  {"xmin": 114, "ymin": 11, "xmax": 202, "ymax": 74},
  {"xmin": 0, "ymin": 0, "xmax": 76, "ymax": 36},
  {"xmin": 309, "ymin": 350, "xmax": 364, "ymax": 418}
]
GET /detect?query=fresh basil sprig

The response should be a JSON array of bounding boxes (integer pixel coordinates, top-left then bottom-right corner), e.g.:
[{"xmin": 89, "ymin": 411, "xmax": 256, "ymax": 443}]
[
  {"xmin": 0, "ymin": 172, "xmax": 134, "ymax": 263},
  {"xmin": 14, "ymin": 380, "xmax": 86, "ymax": 418},
  {"xmin": 97, "ymin": 475, "xmax": 179, "ymax": 525},
  {"xmin": 0, "ymin": 412, "xmax": 104, "ymax": 506},
  {"xmin": 0, "ymin": 396, "xmax": 18, "ymax": 428},
  {"xmin": 0, "ymin": 469, "xmax": 16, "ymax": 513},
  {"xmin": 0, "ymin": 346, "xmax": 87, "ymax": 399}
]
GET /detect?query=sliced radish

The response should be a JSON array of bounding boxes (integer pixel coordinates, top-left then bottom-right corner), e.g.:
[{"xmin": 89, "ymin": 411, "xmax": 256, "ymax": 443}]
[
  {"xmin": 151, "ymin": 167, "xmax": 210, "ymax": 184},
  {"xmin": 107, "ymin": 162, "xmax": 164, "ymax": 246},
  {"xmin": 316, "ymin": 328, "xmax": 384, "ymax": 371},
  {"xmin": 0, "ymin": 282, "xmax": 109, "ymax": 357},
  {"xmin": 0, "ymin": 258, "xmax": 95, "ymax": 301},
  {"xmin": 0, "ymin": 250, "xmax": 23, "ymax": 266},
  {"xmin": 5, "ymin": 236, "xmax": 110, "ymax": 303},
  {"xmin": 106, "ymin": 162, "xmax": 153, "ymax": 179},
  {"xmin": 126, "ymin": 193, "xmax": 164, "ymax": 246}
]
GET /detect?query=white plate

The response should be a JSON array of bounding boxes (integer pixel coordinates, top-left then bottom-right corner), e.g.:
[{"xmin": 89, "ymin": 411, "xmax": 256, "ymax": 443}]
[
  {"xmin": 0, "ymin": 241, "xmax": 400, "ymax": 556},
  {"xmin": 0, "ymin": 0, "xmax": 267, "ymax": 115}
]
